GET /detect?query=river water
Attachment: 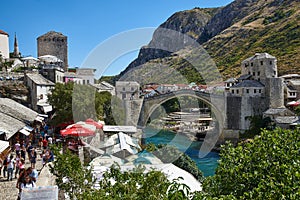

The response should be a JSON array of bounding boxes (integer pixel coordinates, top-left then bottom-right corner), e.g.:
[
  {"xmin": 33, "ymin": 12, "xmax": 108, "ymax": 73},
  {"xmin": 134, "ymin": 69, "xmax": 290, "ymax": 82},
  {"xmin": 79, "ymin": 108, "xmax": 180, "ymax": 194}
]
[{"xmin": 143, "ymin": 127, "xmax": 219, "ymax": 177}]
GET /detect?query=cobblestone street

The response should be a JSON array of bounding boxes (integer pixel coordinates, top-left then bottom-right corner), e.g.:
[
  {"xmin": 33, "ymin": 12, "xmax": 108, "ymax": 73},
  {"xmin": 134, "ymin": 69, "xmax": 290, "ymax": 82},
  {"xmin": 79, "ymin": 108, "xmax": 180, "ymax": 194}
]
[{"xmin": 0, "ymin": 149, "xmax": 49, "ymax": 200}]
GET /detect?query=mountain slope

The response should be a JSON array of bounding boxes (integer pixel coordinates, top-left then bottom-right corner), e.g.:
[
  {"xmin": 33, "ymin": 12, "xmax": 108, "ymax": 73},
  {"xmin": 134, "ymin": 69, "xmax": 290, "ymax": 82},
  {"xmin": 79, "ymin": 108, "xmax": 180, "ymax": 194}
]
[
  {"xmin": 118, "ymin": 0, "xmax": 300, "ymax": 84},
  {"xmin": 119, "ymin": 8, "xmax": 217, "ymax": 78}
]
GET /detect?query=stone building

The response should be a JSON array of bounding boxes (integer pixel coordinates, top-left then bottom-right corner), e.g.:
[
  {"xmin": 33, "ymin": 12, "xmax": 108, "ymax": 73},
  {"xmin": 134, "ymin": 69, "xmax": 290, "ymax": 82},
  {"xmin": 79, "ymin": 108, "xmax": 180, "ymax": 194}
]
[
  {"xmin": 225, "ymin": 53, "xmax": 284, "ymax": 132},
  {"xmin": 116, "ymin": 81, "xmax": 140, "ymax": 100},
  {"xmin": 91, "ymin": 81, "xmax": 115, "ymax": 95},
  {"xmin": 241, "ymin": 53, "xmax": 277, "ymax": 85},
  {"xmin": 25, "ymin": 73, "xmax": 55, "ymax": 113},
  {"xmin": 37, "ymin": 31, "xmax": 68, "ymax": 71},
  {"xmin": 63, "ymin": 68, "xmax": 96, "ymax": 85},
  {"xmin": 0, "ymin": 30, "xmax": 9, "ymax": 59},
  {"xmin": 280, "ymin": 74, "xmax": 300, "ymax": 103}
]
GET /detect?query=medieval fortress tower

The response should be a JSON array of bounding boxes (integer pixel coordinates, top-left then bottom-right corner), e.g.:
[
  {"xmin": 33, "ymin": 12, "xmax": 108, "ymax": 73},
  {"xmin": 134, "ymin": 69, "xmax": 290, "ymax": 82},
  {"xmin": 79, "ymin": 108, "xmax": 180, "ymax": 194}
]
[
  {"xmin": 225, "ymin": 53, "xmax": 285, "ymax": 136},
  {"xmin": 37, "ymin": 31, "xmax": 68, "ymax": 71}
]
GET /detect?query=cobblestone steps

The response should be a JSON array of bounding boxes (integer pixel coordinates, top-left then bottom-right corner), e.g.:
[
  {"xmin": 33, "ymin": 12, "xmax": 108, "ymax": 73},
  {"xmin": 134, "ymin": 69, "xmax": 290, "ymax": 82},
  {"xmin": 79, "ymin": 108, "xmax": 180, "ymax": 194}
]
[{"xmin": 0, "ymin": 149, "xmax": 45, "ymax": 200}]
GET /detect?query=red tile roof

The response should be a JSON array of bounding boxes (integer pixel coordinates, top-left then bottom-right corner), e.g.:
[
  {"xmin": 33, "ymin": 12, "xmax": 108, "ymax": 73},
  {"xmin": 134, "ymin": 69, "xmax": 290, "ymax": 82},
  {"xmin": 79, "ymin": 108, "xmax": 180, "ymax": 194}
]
[{"xmin": 0, "ymin": 30, "xmax": 9, "ymax": 36}]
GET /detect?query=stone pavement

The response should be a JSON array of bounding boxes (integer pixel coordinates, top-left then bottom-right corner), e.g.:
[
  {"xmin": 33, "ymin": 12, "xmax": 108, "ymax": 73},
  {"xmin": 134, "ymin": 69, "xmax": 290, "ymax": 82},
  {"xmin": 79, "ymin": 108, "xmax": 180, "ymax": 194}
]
[{"xmin": 0, "ymin": 148, "xmax": 55, "ymax": 200}]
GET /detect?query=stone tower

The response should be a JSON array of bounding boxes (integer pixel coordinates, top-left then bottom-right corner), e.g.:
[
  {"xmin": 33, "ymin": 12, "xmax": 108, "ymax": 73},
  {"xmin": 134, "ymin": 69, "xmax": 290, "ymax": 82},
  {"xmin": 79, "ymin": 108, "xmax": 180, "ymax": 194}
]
[
  {"xmin": 13, "ymin": 33, "xmax": 20, "ymax": 57},
  {"xmin": 241, "ymin": 53, "xmax": 277, "ymax": 85},
  {"xmin": 37, "ymin": 31, "xmax": 68, "ymax": 71}
]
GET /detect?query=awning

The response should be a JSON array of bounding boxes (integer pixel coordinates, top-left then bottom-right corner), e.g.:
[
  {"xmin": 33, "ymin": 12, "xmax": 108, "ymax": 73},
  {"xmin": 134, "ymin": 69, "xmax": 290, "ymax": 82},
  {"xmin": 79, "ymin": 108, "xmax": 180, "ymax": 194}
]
[
  {"xmin": 19, "ymin": 128, "xmax": 31, "ymax": 136},
  {"xmin": 35, "ymin": 116, "xmax": 44, "ymax": 122},
  {"xmin": 0, "ymin": 140, "xmax": 9, "ymax": 153},
  {"xmin": 24, "ymin": 125, "xmax": 34, "ymax": 132},
  {"xmin": 42, "ymin": 105, "xmax": 53, "ymax": 113},
  {"xmin": 38, "ymin": 114, "xmax": 48, "ymax": 118}
]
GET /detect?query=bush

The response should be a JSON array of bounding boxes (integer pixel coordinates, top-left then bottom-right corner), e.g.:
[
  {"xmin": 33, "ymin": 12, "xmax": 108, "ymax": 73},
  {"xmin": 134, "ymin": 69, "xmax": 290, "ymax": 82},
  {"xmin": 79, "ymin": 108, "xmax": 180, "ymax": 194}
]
[{"xmin": 202, "ymin": 128, "xmax": 300, "ymax": 199}]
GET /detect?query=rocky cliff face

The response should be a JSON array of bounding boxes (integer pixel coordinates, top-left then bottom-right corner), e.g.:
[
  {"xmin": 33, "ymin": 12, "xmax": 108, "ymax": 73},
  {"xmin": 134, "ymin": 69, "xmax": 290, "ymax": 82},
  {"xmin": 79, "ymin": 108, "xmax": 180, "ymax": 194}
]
[
  {"xmin": 120, "ymin": 8, "xmax": 216, "ymax": 77},
  {"xmin": 118, "ymin": 0, "xmax": 300, "ymax": 83}
]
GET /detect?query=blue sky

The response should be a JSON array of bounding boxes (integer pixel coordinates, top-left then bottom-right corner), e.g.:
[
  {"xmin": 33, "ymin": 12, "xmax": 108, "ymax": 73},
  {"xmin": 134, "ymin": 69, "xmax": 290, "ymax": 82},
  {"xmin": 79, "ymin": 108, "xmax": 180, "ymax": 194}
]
[{"xmin": 0, "ymin": 0, "xmax": 233, "ymax": 76}]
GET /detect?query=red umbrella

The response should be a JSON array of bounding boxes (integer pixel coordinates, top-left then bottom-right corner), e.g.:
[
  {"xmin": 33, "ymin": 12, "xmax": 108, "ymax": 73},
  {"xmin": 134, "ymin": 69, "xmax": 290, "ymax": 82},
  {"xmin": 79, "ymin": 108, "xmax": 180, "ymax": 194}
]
[
  {"xmin": 60, "ymin": 124, "xmax": 95, "ymax": 137},
  {"xmin": 85, "ymin": 118, "xmax": 103, "ymax": 129},
  {"xmin": 287, "ymin": 101, "xmax": 300, "ymax": 107}
]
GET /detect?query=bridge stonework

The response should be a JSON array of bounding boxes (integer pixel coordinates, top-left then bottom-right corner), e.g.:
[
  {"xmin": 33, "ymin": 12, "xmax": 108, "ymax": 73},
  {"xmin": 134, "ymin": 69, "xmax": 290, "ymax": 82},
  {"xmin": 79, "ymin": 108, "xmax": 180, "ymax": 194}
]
[
  {"xmin": 135, "ymin": 90, "xmax": 233, "ymax": 141},
  {"xmin": 124, "ymin": 89, "xmax": 273, "ymax": 142}
]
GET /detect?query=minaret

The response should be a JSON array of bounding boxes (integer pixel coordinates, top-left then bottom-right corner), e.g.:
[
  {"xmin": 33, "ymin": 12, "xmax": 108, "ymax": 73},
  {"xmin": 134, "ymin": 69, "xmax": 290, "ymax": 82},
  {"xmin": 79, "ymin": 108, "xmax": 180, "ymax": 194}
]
[{"xmin": 14, "ymin": 33, "xmax": 20, "ymax": 57}]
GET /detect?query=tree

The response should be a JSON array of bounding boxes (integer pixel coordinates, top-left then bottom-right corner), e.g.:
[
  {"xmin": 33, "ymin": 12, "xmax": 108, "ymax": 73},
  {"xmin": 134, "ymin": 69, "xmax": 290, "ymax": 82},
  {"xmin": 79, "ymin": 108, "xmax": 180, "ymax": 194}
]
[
  {"xmin": 48, "ymin": 82, "xmax": 113, "ymax": 125},
  {"xmin": 49, "ymin": 145, "xmax": 95, "ymax": 199},
  {"xmin": 145, "ymin": 144, "xmax": 204, "ymax": 182},
  {"xmin": 295, "ymin": 105, "xmax": 300, "ymax": 116},
  {"xmin": 242, "ymin": 115, "xmax": 273, "ymax": 138},
  {"xmin": 48, "ymin": 82, "xmax": 74, "ymax": 125},
  {"xmin": 201, "ymin": 128, "xmax": 300, "ymax": 199},
  {"xmin": 49, "ymin": 145, "xmax": 193, "ymax": 200}
]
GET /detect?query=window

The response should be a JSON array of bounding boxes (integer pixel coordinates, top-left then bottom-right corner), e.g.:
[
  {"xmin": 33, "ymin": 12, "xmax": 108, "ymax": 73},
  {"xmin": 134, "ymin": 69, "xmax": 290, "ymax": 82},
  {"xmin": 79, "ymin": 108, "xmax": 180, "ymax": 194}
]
[
  {"xmin": 83, "ymin": 80, "xmax": 85, "ymax": 85},
  {"xmin": 246, "ymin": 89, "xmax": 249, "ymax": 93},
  {"xmin": 270, "ymin": 61, "xmax": 272, "ymax": 65},
  {"xmin": 251, "ymin": 62, "xmax": 253, "ymax": 66},
  {"xmin": 254, "ymin": 89, "xmax": 257, "ymax": 93},
  {"xmin": 259, "ymin": 89, "xmax": 262, "ymax": 93},
  {"xmin": 131, "ymin": 87, "xmax": 134, "ymax": 91},
  {"xmin": 258, "ymin": 78, "xmax": 260, "ymax": 81},
  {"xmin": 122, "ymin": 93, "xmax": 126, "ymax": 99},
  {"xmin": 260, "ymin": 61, "xmax": 263, "ymax": 65},
  {"xmin": 258, "ymin": 71, "xmax": 260, "ymax": 76},
  {"xmin": 232, "ymin": 90, "xmax": 234, "ymax": 94},
  {"xmin": 253, "ymin": 72, "xmax": 255, "ymax": 76},
  {"xmin": 123, "ymin": 87, "xmax": 125, "ymax": 91},
  {"xmin": 87, "ymin": 80, "xmax": 89, "ymax": 84},
  {"xmin": 236, "ymin": 89, "xmax": 239, "ymax": 94},
  {"xmin": 274, "ymin": 71, "xmax": 276, "ymax": 75}
]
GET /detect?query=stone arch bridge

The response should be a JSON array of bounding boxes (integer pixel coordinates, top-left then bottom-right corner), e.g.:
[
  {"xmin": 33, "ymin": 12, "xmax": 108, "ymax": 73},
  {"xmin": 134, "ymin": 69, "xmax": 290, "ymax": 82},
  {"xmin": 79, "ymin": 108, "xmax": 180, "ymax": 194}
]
[
  {"xmin": 123, "ymin": 89, "xmax": 230, "ymax": 140},
  {"xmin": 138, "ymin": 89, "xmax": 226, "ymax": 127}
]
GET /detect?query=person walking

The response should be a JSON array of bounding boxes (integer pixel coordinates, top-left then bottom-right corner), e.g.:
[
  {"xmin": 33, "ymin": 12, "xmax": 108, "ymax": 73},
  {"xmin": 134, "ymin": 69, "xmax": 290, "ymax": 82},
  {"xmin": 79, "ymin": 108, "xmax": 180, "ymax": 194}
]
[
  {"xmin": 42, "ymin": 137, "xmax": 48, "ymax": 149},
  {"xmin": 20, "ymin": 146, "xmax": 26, "ymax": 161},
  {"xmin": 15, "ymin": 141, "xmax": 21, "ymax": 155},
  {"xmin": 27, "ymin": 167, "xmax": 38, "ymax": 182},
  {"xmin": 29, "ymin": 148, "xmax": 37, "ymax": 168},
  {"xmin": 7, "ymin": 155, "xmax": 16, "ymax": 181},
  {"xmin": 18, "ymin": 174, "xmax": 36, "ymax": 200},
  {"xmin": 26, "ymin": 142, "xmax": 33, "ymax": 160},
  {"xmin": 15, "ymin": 154, "xmax": 21, "ymax": 178},
  {"xmin": 0, "ymin": 158, "xmax": 2, "ymax": 177},
  {"xmin": 2, "ymin": 156, "xmax": 8, "ymax": 178}
]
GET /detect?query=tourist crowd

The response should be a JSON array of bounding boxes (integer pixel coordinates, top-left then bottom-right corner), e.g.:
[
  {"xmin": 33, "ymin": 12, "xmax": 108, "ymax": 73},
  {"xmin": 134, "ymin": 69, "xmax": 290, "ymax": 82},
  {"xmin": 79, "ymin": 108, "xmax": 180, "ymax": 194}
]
[{"xmin": 0, "ymin": 122, "xmax": 56, "ymax": 199}]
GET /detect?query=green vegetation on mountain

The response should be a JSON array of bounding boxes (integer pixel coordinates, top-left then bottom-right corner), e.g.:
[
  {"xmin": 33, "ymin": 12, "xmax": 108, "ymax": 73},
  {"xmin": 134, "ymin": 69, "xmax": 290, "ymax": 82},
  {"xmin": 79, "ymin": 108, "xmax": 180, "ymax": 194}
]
[
  {"xmin": 119, "ymin": 0, "xmax": 300, "ymax": 83},
  {"xmin": 204, "ymin": 0, "xmax": 300, "ymax": 78}
]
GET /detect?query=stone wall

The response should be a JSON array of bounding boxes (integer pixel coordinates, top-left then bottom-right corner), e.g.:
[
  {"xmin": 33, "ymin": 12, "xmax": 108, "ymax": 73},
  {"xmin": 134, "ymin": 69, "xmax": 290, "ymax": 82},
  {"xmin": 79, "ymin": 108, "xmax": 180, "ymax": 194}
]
[
  {"xmin": 226, "ymin": 95, "xmax": 242, "ymax": 130},
  {"xmin": 226, "ymin": 95, "xmax": 268, "ymax": 130},
  {"xmin": 265, "ymin": 77, "xmax": 284, "ymax": 108},
  {"xmin": 124, "ymin": 99, "xmax": 144, "ymax": 126}
]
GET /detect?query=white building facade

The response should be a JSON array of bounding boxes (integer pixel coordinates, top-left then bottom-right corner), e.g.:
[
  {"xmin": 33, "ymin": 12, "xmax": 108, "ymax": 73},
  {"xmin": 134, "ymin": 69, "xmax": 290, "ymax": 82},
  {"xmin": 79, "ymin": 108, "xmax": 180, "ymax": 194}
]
[
  {"xmin": 0, "ymin": 30, "xmax": 9, "ymax": 59},
  {"xmin": 25, "ymin": 73, "xmax": 55, "ymax": 113}
]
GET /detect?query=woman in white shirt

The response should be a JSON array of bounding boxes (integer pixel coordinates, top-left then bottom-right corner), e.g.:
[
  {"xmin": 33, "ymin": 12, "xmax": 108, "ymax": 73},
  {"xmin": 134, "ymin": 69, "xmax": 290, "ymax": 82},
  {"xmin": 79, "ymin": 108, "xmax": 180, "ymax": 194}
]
[{"xmin": 18, "ymin": 174, "xmax": 36, "ymax": 200}]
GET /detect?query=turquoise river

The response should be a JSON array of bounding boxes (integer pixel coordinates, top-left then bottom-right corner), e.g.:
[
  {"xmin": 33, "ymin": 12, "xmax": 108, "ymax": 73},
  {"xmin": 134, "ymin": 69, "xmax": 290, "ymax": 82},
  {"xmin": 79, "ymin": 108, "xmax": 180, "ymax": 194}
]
[{"xmin": 144, "ymin": 127, "xmax": 220, "ymax": 177}]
